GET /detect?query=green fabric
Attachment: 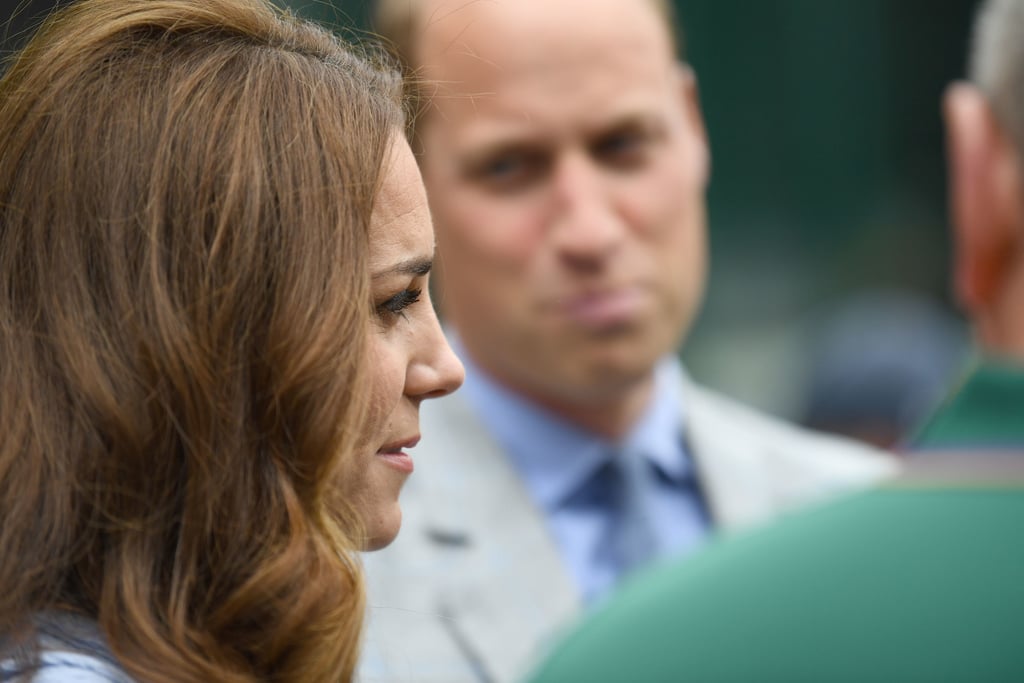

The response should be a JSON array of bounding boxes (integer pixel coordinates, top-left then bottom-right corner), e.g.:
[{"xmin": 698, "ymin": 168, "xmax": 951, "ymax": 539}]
[
  {"xmin": 529, "ymin": 488, "xmax": 1024, "ymax": 682},
  {"xmin": 913, "ymin": 359, "xmax": 1024, "ymax": 448},
  {"xmin": 528, "ymin": 362, "xmax": 1024, "ymax": 683}
]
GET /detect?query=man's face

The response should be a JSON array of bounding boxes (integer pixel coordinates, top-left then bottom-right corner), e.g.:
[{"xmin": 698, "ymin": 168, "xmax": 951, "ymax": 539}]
[{"xmin": 417, "ymin": 0, "xmax": 709, "ymax": 412}]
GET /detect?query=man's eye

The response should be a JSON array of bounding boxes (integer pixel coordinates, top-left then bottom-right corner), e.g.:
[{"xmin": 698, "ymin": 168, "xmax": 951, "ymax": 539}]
[
  {"xmin": 594, "ymin": 131, "xmax": 647, "ymax": 167},
  {"xmin": 472, "ymin": 152, "xmax": 545, "ymax": 192},
  {"xmin": 375, "ymin": 288, "xmax": 422, "ymax": 321},
  {"xmin": 483, "ymin": 156, "xmax": 523, "ymax": 178}
]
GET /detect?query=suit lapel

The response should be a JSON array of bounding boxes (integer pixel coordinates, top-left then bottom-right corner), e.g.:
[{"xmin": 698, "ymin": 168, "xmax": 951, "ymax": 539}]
[
  {"xmin": 683, "ymin": 375, "xmax": 784, "ymax": 530},
  {"xmin": 683, "ymin": 374, "xmax": 897, "ymax": 534},
  {"xmin": 416, "ymin": 392, "xmax": 582, "ymax": 682}
]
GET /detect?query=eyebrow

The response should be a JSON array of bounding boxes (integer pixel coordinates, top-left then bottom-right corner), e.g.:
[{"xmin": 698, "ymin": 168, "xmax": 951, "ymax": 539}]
[
  {"xmin": 371, "ymin": 257, "xmax": 433, "ymax": 280},
  {"xmin": 459, "ymin": 113, "xmax": 661, "ymax": 163}
]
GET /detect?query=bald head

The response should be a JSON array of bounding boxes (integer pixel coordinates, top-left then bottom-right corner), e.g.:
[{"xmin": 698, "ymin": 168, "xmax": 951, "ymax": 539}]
[
  {"xmin": 420, "ymin": 0, "xmax": 675, "ymax": 119},
  {"xmin": 376, "ymin": 0, "xmax": 678, "ymax": 60},
  {"xmin": 375, "ymin": 0, "xmax": 681, "ymax": 134}
]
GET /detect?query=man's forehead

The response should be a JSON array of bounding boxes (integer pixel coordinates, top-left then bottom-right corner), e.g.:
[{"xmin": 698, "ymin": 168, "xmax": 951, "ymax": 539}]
[
  {"xmin": 416, "ymin": 0, "xmax": 676, "ymax": 119},
  {"xmin": 416, "ymin": 0, "xmax": 668, "ymax": 30},
  {"xmin": 416, "ymin": 0, "xmax": 672, "ymax": 75},
  {"xmin": 428, "ymin": 97, "xmax": 670, "ymax": 152}
]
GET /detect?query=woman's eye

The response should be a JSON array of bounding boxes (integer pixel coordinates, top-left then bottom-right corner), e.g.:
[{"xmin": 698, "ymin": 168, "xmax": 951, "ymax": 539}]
[{"xmin": 375, "ymin": 287, "xmax": 422, "ymax": 322}]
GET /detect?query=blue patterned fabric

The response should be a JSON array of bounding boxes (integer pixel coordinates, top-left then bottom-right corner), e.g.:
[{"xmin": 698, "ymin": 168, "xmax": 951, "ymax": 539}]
[
  {"xmin": 456, "ymin": 341, "xmax": 710, "ymax": 603},
  {"xmin": 1, "ymin": 614, "xmax": 132, "ymax": 683}
]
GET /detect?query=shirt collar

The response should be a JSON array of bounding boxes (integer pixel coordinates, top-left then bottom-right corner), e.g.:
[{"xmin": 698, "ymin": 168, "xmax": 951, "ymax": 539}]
[
  {"xmin": 911, "ymin": 356, "xmax": 1024, "ymax": 450},
  {"xmin": 622, "ymin": 358, "xmax": 694, "ymax": 484},
  {"xmin": 456, "ymin": 338, "xmax": 691, "ymax": 510}
]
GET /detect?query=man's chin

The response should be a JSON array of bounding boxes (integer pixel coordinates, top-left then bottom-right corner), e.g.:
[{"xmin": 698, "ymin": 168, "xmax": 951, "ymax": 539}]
[{"xmin": 541, "ymin": 360, "xmax": 657, "ymax": 405}]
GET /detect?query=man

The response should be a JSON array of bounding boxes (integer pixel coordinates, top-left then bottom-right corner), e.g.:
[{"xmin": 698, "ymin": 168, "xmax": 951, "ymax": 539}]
[
  {"xmin": 360, "ymin": 1, "xmax": 894, "ymax": 681},
  {"xmin": 528, "ymin": 1, "xmax": 1024, "ymax": 680}
]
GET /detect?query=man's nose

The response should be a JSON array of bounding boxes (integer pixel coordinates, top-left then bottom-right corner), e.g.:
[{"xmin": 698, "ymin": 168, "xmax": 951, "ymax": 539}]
[{"xmin": 549, "ymin": 152, "xmax": 626, "ymax": 267}]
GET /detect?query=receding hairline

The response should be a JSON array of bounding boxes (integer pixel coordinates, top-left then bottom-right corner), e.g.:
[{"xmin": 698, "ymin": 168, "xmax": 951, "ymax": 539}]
[{"xmin": 373, "ymin": 0, "xmax": 683, "ymax": 72}]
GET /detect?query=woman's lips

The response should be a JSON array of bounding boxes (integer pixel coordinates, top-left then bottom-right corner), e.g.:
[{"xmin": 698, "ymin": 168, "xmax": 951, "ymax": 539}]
[{"xmin": 376, "ymin": 436, "xmax": 419, "ymax": 474}]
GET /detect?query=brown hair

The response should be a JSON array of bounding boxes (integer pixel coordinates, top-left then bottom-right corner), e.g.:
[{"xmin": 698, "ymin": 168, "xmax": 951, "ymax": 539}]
[{"xmin": 0, "ymin": 0, "xmax": 402, "ymax": 680}]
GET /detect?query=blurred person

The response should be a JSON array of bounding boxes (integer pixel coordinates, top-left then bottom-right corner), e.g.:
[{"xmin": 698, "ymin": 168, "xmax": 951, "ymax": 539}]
[
  {"xmin": 801, "ymin": 288, "xmax": 969, "ymax": 448},
  {"xmin": 0, "ymin": 0, "xmax": 462, "ymax": 681},
  {"xmin": 528, "ymin": 1, "xmax": 1024, "ymax": 679},
  {"xmin": 361, "ymin": 0, "xmax": 895, "ymax": 680}
]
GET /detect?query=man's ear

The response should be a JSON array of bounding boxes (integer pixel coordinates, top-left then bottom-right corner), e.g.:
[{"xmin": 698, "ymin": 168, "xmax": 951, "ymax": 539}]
[
  {"xmin": 944, "ymin": 82, "xmax": 1023, "ymax": 315},
  {"xmin": 675, "ymin": 62, "xmax": 710, "ymax": 182}
]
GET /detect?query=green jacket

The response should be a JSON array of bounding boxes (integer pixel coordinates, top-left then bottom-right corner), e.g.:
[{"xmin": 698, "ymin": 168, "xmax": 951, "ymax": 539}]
[{"xmin": 528, "ymin": 360, "xmax": 1024, "ymax": 682}]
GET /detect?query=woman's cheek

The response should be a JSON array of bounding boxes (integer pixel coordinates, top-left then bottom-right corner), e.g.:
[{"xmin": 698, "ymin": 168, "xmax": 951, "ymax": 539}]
[{"xmin": 365, "ymin": 336, "xmax": 405, "ymax": 428}]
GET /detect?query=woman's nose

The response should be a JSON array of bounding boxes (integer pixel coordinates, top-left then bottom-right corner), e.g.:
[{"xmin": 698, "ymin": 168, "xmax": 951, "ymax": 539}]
[{"xmin": 406, "ymin": 318, "xmax": 464, "ymax": 401}]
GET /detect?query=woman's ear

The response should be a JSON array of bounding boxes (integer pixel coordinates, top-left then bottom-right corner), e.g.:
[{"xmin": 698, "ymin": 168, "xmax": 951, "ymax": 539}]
[{"xmin": 944, "ymin": 82, "xmax": 1023, "ymax": 315}]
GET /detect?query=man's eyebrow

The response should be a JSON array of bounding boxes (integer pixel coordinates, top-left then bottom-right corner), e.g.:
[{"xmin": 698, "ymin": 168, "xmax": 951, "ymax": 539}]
[
  {"xmin": 372, "ymin": 257, "xmax": 433, "ymax": 280},
  {"xmin": 458, "ymin": 114, "xmax": 658, "ymax": 162},
  {"xmin": 458, "ymin": 138, "xmax": 539, "ymax": 165},
  {"xmin": 590, "ymin": 112, "xmax": 661, "ymax": 135}
]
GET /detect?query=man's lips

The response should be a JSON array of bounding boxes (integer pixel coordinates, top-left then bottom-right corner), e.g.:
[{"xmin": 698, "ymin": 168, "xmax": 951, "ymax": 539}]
[{"xmin": 558, "ymin": 286, "xmax": 645, "ymax": 330}]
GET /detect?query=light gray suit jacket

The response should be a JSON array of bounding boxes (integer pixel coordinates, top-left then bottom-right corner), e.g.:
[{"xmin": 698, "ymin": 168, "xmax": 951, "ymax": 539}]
[{"xmin": 358, "ymin": 374, "xmax": 896, "ymax": 683}]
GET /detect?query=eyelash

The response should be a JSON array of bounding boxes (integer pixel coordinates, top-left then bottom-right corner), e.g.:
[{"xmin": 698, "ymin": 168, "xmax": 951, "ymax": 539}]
[{"xmin": 375, "ymin": 287, "xmax": 422, "ymax": 321}]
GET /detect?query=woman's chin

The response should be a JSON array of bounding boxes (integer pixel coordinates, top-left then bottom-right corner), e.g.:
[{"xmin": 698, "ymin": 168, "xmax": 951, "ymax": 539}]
[{"xmin": 360, "ymin": 505, "xmax": 402, "ymax": 551}]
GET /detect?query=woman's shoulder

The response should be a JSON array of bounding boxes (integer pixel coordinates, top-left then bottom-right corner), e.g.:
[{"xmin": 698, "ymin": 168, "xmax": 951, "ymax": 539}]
[
  {"xmin": 1, "ymin": 613, "xmax": 134, "ymax": 683},
  {"xmin": 8, "ymin": 651, "xmax": 132, "ymax": 682}
]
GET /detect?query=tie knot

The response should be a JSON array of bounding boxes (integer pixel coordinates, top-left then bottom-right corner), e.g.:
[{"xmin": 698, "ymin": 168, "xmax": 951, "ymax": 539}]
[
  {"xmin": 561, "ymin": 447, "xmax": 657, "ymax": 603},
  {"xmin": 561, "ymin": 448, "xmax": 644, "ymax": 511}
]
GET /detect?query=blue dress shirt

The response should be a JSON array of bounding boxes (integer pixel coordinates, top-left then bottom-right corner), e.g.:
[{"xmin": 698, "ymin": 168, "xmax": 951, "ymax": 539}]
[{"xmin": 457, "ymin": 348, "xmax": 710, "ymax": 603}]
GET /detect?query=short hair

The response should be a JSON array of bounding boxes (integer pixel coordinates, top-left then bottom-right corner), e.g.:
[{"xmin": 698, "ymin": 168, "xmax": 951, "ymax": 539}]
[
  {"xmin": 371, "ymin": 0, "xmax": 683, "ymax": 145},
  {"xmin": 0, "ymin": 0, "xmax": 402, "ymax": 681},
  {"xmin": 969, "ymin": 0, "xmax": 1024, "ymax": 152},
  {"xmin": 374, "ymin": 0, "xmax": 681, "ymax": 65}
]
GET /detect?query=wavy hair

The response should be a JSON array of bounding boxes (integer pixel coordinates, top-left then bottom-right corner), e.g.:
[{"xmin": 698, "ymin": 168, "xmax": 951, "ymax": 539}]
[{"xmin": 0, "ymin": 0, "xmax": 403, "ymax": 680}]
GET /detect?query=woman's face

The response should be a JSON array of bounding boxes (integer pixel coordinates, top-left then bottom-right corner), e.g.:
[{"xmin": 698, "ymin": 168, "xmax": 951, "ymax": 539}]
[{"xmin": 356, "ymin": 136, "xmax": 464, "ymax": 550}]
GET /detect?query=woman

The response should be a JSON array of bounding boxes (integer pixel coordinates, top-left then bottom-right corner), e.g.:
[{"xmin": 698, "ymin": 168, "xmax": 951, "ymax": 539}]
[{"xmin": 0, "ymin": 0, "xmax": 462, "ymax": 680}]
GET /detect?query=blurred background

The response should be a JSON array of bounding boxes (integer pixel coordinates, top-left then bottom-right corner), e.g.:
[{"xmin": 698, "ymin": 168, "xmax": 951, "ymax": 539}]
[{"xmin": 2, "ymin": 0, "xmax": 981, "ymax": 447}]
